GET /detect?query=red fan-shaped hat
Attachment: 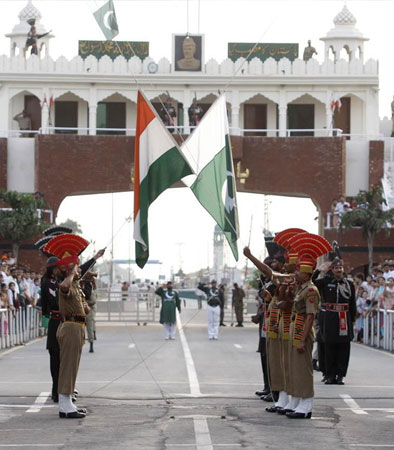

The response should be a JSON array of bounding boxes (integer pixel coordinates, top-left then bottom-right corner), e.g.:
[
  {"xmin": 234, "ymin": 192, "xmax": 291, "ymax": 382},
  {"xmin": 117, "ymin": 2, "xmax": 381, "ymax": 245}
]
[
  {"xmin": 43, "ymin": 234, "xmax": 89, "ymax": 269},
  {"xmin": 287, "ymin": 233, "xmax": 332, "ymax": 273},
  {"xmin": 287, "ymin": 233, "xmax": 332, "ymax": 260},
  {"xmin": 274, "ymin": 228, "xmax": 306, "ymax": 250}
]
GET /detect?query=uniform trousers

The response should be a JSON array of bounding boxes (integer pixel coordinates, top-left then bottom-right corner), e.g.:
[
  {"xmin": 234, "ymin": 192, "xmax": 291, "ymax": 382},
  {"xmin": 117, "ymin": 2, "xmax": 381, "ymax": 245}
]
[
  {"xmin": 86, "ymin": 304, "xmax": 96, "ymax": 343},
  {"xmin": 163, "ymin": 322, "xmax": 176, "ymax": 339},
  {"xmin": 259, "ymin": 337, "xmax": 270, "ymax": 390},
  {"xmin": 234, "ymin": 302, "xmax": 243, "ymax": 324},
  {"xmin": 48, "ymin": 348, "xmax": 60, "ymax": 397},
  {"xmin": 207, "ymin": 305, "xmax": 220, "ymax": 338},
  {"xmin": 324, "ymin": 342, "xmax": 351, "ymax": 377},
  {"xmin": 57, "ymin": 322, "xmax": 84, "ymax": 395}
]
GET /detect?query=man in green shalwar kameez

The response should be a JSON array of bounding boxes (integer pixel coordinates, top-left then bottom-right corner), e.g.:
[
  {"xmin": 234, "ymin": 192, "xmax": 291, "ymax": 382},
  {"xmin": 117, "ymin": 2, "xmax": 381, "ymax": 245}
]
[{"xmin": 155, "ymin": 282, "xmax": 181, "ymax": 340}]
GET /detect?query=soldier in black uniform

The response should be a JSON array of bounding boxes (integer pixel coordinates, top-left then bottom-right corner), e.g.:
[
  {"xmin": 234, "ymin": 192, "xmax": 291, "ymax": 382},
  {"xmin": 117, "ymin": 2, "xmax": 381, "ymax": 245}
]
[
  {"xmin": 313, "ymin": 258, "xmax": 356, "ymax": 385},
  {"xmin": 41, "ymin": 256, "xmax": 61, "ymax": 403}
]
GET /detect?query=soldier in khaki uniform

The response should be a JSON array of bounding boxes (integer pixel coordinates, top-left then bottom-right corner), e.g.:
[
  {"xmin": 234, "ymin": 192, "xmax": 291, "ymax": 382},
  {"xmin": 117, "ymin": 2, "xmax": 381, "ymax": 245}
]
[
  {"xmin": 284, "ymin": 232, "xmax": 332, "ymax": 419},
  {"xmin": 44, "ymin": 234, "xmax": 91, "ymax": 419}
]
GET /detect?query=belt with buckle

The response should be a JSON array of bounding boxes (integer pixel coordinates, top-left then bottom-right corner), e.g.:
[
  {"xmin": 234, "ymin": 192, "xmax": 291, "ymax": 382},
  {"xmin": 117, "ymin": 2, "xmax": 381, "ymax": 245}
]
[
  {"xmin": 325, "ymin": 303, "xmax": 349, "ymax": 312},
  {"xmin": 64, "ymin": 315, "xmax": 86, "ymax": 324},
  {"xmin": 50, "ymin": 312, "xmax": 62, "ymax": 320}
]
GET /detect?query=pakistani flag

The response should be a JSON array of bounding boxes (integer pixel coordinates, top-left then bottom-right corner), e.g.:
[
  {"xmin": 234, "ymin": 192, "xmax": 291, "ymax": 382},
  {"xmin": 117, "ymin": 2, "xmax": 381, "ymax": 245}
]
[
  {"xmin": 93, "ymin": 0, "xmax": 119, "ymax": 41},
  {"xmin": 182, "ymin": 95, "xmax": 239, "ymax": 260},
  {"xmin": 133, "ymin": 91, "xmax": 193, "ymax": 268}
]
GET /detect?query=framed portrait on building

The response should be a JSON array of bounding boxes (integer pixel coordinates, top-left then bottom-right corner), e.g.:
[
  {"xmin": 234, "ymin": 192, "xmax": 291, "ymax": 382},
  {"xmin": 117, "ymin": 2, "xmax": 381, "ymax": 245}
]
[{"xmin": 173, "ymin": 34, "xmax": 204, "ymax": 72}]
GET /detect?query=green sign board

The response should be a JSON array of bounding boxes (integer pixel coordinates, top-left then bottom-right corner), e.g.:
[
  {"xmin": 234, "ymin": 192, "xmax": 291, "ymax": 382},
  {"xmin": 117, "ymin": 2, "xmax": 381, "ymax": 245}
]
[
  {"xmin": 78, "ymin": 40, "xmax": 149, "ymax": 61},
  {"xmin": 228, "ymin": 43, "xmax": 299, "ymax": 62}
]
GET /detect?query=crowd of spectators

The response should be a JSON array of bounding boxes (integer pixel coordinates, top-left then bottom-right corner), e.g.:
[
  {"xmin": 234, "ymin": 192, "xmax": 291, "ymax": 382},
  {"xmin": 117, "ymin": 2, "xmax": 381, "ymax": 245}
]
[
  {"xmin": 352, "ymin": 259, "xmax": 394, "ymax": 342},
  {"xmin": 330, "ymin": 195, "xmax": 357, "ymax": 227},
  {"xmin": 0, "ymin": 255, "xmax": 42, "ymax": 311}
]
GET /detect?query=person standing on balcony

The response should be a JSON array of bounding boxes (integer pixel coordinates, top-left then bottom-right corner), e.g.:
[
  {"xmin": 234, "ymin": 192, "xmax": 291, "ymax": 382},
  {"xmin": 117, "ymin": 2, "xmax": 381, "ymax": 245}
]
[{"xmin": 13, "ymin": 111, "xmax": 31, "ymax": 136}]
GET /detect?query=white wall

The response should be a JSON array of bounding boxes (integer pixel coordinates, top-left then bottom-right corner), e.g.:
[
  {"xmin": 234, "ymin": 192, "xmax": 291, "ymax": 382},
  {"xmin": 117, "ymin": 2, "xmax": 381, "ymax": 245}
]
[
  {"xmin": 7, "ymin": 137, "xmax": 35, "ymax": 193},
  {"xmin": 345, "ymin": 140, "xmax": 369, "ymax": 196},
  {"xmin": 350, "ymin": 95, "xmax": 364, "ymax": 135}
]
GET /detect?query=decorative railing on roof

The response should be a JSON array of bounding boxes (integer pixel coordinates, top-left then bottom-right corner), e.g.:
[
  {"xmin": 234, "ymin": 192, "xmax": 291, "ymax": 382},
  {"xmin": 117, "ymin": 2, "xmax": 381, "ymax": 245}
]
[{"xmin": 0, "ymin": 54, "xmax": 379, "ymax": 76}]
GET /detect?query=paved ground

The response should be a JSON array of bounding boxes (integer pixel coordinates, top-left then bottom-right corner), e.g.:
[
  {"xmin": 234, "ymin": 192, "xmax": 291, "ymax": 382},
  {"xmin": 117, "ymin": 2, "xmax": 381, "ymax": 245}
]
[{"xmin": 1, "ymin": 304, "xmax": 394, "ymax": 449}]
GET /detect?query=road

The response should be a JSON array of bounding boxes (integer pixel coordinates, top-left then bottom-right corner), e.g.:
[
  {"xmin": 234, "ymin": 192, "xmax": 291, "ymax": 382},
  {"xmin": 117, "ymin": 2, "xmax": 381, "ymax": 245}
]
[{"xmin": 0, "ymin": 304, "xmax": 393, "ymax": 449}]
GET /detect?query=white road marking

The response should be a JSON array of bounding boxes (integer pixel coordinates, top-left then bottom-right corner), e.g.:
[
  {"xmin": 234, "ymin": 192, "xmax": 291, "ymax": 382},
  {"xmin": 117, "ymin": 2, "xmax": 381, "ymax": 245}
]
[
  {"xmin": 234, "ymin": 344, "xmax": 242, "ymax": 349},
  {"xmin": 0, "ymin": 445, "xmax": 62, "ymax": 448},
  {"xmin": 128, "ymin": 343, "xmax": 135, "ymax": 348},
  {"xmin": 348, "ymin": 445, "xmax": 394, "ymax": 448},
  {"xmin": 26, "ymin": 392, "xmax": 50, "ymax": 413},
  {"xmin": 177, "ymin": 311, "xmax": 201, "ymax": 398},
  {"xmin": 340, "ymin": 394, "xmax": 368, "ymax": 415},
  {"xmin": 177, "ymin": 311, "xmax": 213, "ymax": 450},
  {"xmin": 0, "ymin": 405, "xmax": 54, "ymax": 408}
]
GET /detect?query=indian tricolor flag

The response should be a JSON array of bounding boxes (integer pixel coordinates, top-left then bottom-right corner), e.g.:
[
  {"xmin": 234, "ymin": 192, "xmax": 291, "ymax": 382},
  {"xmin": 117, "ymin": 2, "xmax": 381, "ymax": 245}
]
[{"xmin": 133, "ymin": 90, "xmax": 193, "ymax": 268}]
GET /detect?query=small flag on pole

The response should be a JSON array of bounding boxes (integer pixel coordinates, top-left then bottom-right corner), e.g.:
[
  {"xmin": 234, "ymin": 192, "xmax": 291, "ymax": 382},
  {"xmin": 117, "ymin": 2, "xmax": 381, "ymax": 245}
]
[
  {"xmin": 133, "ymin": 91, "xmax": 193, "ymax": 268},
  {"xmin": 93, "ymin": 0, "xmax": 119, "ymax": 41},
  {"xmin": 181, "ymin": 95, "xmax": 240, "ymax": 261}
]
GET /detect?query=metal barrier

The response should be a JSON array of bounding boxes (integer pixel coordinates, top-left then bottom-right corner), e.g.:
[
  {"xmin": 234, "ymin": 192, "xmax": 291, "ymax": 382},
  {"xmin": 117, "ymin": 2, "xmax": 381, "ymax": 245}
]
[
  {"xmin": 0, "ymin": 306, "xmax": 43, "ymax": 350},
  {"xmin": 95, "ymin": 289, "xmax": 156, "ymax": 324},
  {"xmin": 363, "ymin": 308, "xmax": 394, "ymax": 352}
]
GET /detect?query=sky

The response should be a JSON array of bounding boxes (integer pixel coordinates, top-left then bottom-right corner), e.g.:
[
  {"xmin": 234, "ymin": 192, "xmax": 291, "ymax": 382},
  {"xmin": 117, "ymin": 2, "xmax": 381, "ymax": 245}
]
[{"xmin": 1, "ymin": 0, "xmax": 391, "ymax": 280}]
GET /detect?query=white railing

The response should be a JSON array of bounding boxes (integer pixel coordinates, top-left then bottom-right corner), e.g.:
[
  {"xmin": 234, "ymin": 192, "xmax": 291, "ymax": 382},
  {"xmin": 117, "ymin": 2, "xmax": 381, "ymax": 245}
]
[
  {"xmin": 95, "ymin": 288, "xmax": 156, "ymax": 324},
  {"xmin": 0, "ymin": 306, "xmax": 43, "ymax": 350},
  {"xmin": 363, "ymin": 308, "xmax": 394, "ymax": 352},
  {"xmin": 0, "ymin": 54, "xmax": 379, "ymax": 77}
]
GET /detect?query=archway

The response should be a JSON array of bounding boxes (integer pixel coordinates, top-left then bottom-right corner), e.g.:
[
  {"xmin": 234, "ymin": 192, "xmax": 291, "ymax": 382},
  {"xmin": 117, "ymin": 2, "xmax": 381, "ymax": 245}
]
[{"xmin": 56, "ymin": 190, "xmax": 318, "ymax": 283}]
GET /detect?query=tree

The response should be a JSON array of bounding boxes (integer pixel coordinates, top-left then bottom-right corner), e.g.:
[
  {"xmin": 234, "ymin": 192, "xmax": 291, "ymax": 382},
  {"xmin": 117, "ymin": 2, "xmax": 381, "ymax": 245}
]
[
  {"xmin": 57, "ymin": 218, "xmax": 83, "ymax": 234},
  {"xmin": 340, "ymin": 185, "xmax": 394, "ymax": 274},
  {"xmin": 0, "ymin": 190, "xmax": 49, "ymax": 263}
]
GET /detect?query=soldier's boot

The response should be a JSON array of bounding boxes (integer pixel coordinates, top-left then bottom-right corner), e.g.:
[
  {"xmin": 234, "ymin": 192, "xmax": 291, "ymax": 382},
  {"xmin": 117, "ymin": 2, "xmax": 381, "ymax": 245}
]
[{"xmin": 89, "ymin": 342, "xmax": 94, "ymax": 353}]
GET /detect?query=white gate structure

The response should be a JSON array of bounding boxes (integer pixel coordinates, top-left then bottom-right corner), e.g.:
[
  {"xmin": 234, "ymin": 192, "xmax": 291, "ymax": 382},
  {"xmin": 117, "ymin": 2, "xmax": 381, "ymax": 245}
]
[{"xmin": 95, "ymin": 289, "xmax": 156, "ymax": 324}]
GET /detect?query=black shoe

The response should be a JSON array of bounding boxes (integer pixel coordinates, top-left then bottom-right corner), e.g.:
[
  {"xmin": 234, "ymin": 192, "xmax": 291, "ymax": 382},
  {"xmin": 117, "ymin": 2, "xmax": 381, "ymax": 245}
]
[
  {"xmin": 255, "ymin": 388, "xmax": 270, "ymax": 397},
  {"xmin": 220, "ymin": 323, "xmax": 226, "ymax": 326},
  {"xmin": 262, "ymin": 393, "xmax": 274, "ymax": 402},
  {"xmin": 321, "ymin": 375, "xmax": 328, "ymax": 383},
  {"xmin": 336, "ymin": 376, "xmax": 345, "ymax": 385},
  {"xmin": 59, "ymin": 411, "xmax": 86, "ymax": 419},
  {"xmin": 235, "ymin": 323, "xmax": 244, "ymax": 327},
  {"xmin": 51, "ymin": 394, "xmax": 58, "ymax": 403},
  {"xmin": 77, "ymin": 408, "xmax": 87, "ymax": 414},
  {"xmin": 89, "ymin": 342, "xmax": 94, "ymax": 353},
  {"xmin": 312, "ymin": 359, "xmax": 319, "ymax": 371},
  {"xmin": 277, "ymin": 408, "xmax": 294, "ymax": 415},
  {"xmin": 324, "ymin": 376, "xmax": 337, "ymax": 385},
  {"xmin": 286, "ymin": 411, "xmax": 312, "ymax": 419},
  {"xmin": 265, "ymin": 406, "xmax": 280, "ymax": 413}
]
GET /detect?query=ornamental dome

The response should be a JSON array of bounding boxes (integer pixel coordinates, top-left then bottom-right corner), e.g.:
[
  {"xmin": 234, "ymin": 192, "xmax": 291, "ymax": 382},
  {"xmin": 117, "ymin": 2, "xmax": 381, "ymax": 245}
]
[
  {"xmin": 18, "ymin": 0, "xmax": 42, "ymax": 24},
  {"xmin": 333, "ymin": 4, "xmax": 357, "ymax": 26}
]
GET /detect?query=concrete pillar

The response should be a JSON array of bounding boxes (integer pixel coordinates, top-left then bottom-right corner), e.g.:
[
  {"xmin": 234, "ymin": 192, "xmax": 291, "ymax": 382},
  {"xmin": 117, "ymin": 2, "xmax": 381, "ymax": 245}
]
[
  {"xmin": 278, "ymin": 90, "xmax": 287, "ymax": 137},
  {"xmin": 326, "ymin": 105, "xmax": 333, "ymax": 136},
  {"xmin": 231, "ymin": 105, "xmax": 240, "ymax": 135},
  {"xmin": 41, "ymin": 99, "xmax": 49, "ymax": 134},
  {"xmin": 89, "ymin": 104, "xmax": 97, "ymax": 136}
]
